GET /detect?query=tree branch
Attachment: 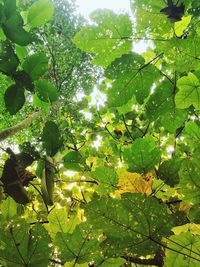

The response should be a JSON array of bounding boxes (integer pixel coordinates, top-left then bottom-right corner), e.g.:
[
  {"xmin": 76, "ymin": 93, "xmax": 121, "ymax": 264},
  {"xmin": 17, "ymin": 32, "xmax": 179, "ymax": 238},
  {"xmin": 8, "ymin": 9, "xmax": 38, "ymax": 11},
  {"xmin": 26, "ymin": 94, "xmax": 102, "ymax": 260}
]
[{"xmin": 0, "ymin": 110, "xmax": 41, "ymax": 142}]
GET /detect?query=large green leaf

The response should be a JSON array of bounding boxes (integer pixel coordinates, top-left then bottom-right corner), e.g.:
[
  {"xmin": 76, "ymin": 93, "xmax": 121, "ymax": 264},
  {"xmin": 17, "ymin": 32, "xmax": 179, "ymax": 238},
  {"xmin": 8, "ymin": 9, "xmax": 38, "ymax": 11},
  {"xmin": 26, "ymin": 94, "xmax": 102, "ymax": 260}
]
[
  {"xmin": 73, "ymin": 10, "xmax": 132, "ymax": 67},
  {"xmin": 91, "ymin": 166, "xmax": 118, "ymax": 195},
  {"xmin": 157, "ymin": 157, "xmax": 182, "ymax": 187},
  {"xmin": 105, "ymin": 53, "xmax": 159, "ymax": 107},
  {"xmin": 55, "ymin": 225, "xmax": 101, "ymax": 264},
  {"xmin": 47, "ymin": 207, "xmax": 78, "ymax": 238},
  {"xmin": 3, "ymin": 0, "xmax": 16, "ymax": 19},
  {"xmin": 131, "ymin": 0, "xmax": 171, "ymax": 37},
  {"xmin": 0, "ymin": 41, "xmax": 19, "ymax": 75},
  {"xmin": 4, "ymin": 84, "xmax": 25, "ymax": 115},
  {"xmin": 0, "ymin": 197, "xmax": 17, "ymax": 220},
  {"xmin": 3, "ymin": 13, "xmax": 34, "ymax": 46},
  {"xmin": 42, "ymin": 121, "xmax": 62, "ymax": 156},
  {"xmin": 63, "ymin": 151, "xmax": 83, "ymax": 171},
  {"xmin": 146, "ymin": 80, "xmax": 174, "ymax": 121},
  {"xmin": 0, "ymin": 220, "xmax": 52, "ymax": 267},
  {"xmin": 123, "ymin": 137, "xmax": 161, "ymax": 172},
  {"xmin": 165, "ymin": 232, "xmax": 200, "ymax": 267},
  {"xmin": 175, "ymin": 72, "xmax": 200, "ymax": 110},
  {"xmin": 179, "ymin": 156, "xmax": 200, "ymax": 204},
  {"xmin": 185, "ymin": 121, "xmax": 200, "ymax": 141},
  {"xmin": 35, "ymin": 80, "xmax": 58, "ymax": 103},
  {"xmin": 23, "ymin": 53, "xmax": 48, "ymax": 80},
  {"xmin": 83, "ymin": 193, "xmax": 174, "ymax": 256},
  {"xmin": 160, "ymin": 109, "xmax": 187, "ymax": 133},
  {"xmin": 27, "ymin": 0, "xmax": 54, "ymax": 28}
]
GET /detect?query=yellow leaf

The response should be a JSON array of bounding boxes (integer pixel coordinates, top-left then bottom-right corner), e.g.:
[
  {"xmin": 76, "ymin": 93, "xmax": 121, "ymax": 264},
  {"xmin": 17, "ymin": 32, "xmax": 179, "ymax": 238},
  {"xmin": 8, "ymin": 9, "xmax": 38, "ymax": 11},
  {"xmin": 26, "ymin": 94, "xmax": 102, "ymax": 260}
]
[
  {"xmin": 179, "ymin": 202, "xmax": 192, "ymax": 213},
  {"xmin": 174, "ymin": 15, "xmax": 191, "ymax": 37},
  {"xmin": 114, "ymin": 171, "xmax": 153, "ymax": 197},
  {"xmin": 172, "ymin": 223, "xmax": 200, "ymax": 235}
]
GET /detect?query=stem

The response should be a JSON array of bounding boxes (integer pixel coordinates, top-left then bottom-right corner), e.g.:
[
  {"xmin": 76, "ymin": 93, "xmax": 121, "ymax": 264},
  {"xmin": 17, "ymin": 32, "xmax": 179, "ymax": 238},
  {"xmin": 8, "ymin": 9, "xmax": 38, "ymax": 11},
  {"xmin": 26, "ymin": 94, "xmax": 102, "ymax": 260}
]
[{"xmin": 122, "ymin": 115, "xmax": 135, "ymax": 141}]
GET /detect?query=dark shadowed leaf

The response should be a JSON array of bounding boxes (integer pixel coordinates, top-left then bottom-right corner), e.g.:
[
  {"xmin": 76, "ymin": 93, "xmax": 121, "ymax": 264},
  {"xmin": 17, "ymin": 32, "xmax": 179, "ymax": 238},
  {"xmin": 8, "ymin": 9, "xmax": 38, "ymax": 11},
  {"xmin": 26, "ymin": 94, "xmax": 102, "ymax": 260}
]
[
  {"xmin": 3, "ymin": 13, "xmax": 34, "ymax": 46},
  {"xmin": 0, "ymin": 41, "xmax": 19, "ymax": 75},
  {"xmin": 4, "ymin": 84, "xmax": 25, "ymax": 115},
  {"xmin": 42, "ymin": 121, "xmax": 62, "ymax": 156}
]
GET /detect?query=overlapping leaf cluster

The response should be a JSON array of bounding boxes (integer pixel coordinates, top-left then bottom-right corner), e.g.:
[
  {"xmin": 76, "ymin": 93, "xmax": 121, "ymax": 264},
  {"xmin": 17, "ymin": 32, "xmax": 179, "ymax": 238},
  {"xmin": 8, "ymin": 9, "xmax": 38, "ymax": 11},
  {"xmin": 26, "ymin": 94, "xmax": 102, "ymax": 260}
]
[{"xmin": 0, "ymin": 0, "xmax": 200, "ymax": 266}]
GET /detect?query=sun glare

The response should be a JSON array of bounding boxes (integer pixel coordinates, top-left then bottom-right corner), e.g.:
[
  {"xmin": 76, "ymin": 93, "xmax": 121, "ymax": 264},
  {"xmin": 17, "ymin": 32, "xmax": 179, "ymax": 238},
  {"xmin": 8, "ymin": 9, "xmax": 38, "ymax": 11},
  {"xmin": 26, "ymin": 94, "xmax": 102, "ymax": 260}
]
[{"xmin": 76, "ymin": 0, "xmax": 131, "ymax": 17}]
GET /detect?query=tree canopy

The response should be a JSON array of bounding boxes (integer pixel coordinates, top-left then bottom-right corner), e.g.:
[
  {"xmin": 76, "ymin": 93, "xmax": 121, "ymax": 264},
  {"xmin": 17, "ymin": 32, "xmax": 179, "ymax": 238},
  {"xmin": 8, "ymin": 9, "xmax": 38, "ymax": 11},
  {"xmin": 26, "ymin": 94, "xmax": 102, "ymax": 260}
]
[{"xmin": 0, "ymin": 0, "xmax": 200, "ymax": 266}]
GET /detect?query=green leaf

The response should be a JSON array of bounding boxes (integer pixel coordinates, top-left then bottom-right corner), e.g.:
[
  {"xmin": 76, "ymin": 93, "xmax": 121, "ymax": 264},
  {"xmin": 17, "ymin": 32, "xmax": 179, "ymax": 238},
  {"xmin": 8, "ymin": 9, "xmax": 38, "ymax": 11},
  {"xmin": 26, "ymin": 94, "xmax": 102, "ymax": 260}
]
[
  {"xmin": 0, "ymin": 41, "xmax": 19, "ymax": 75},
  {"xmin": 33, "ymin": 93, "xmax": 50, "ymax": 111},
  {"xmin": 185, "ymin": 121, "xmax": 200, "ymax": 141},
  {"xmin": 146, "ymin": 80, "xmax": 174, "ymax": 121},
  {"xmin": 42, "ymin": 121, "xmax": 62, "ymax": 156},
  {"xmin": 123, "ymin": 137, "xmax": 161, "ymax": 172},
  {"xmin": 160, "ymin": 109, "xmax": 187, "ymax": 133},
  {"xmin": 158, "ymin": 157, "xmax": 182, "ymax": 187},
  {"xmin": 73, "ymin": 10, "xmax": 132, "ymax": 67},
  {"xmin": 63, "ymin": 151, "xmax": 83, "ymax": 171},
  {"xmin": 13, "ymin": 71, "xmax": 34, "ymax": 92},
  {"xmin": 105, "ymin": 53, "xmax": 159, "ymax": 107},
  {"xmin": 47, "ymin": 207, "xmax": 78, "ymax": 237},
  {"xmin": 27, "ymin": 0, "xmax": 54, "ymax": 28},
  {"xmin": 179, "ymin": 156, "xmax": 200, "ymax": 204},
  {"xmin": 165, "ymin": 232, "xmax": 200, "ymax": 267},
  {"xmin": 23, "ymin": 52, "xmax": 48, "ymax": 80},
  {"xmin": 35, "ymin": 80, "xmax": 58, "ymax": 103},
  {"xmin": 188, "ymin": 204, "xmax": 200, "ymax": 224},
  {"xmin": 41, "ymin": 158, "xmax": 55, "ymax": 206},
  {"xmin": 91, "ymin": 166, "xmax": 118, "ymax": 195},
  {"xmin": 83, "ymin": 193, "xmax": 174, "ymax": 256},
  {"xmin": 4, "ymin": 84, "xmax": 25, "ymax": 115},
  {"xmin": 175, "ymin": 72, "xmax": 200, "ymax": 110},
  {"xmin": 3, "ymin": 0, "xmax": 16, "ymax": 19},
  {"xmin": 55, "ymin": 225, "xmax": 100, "ymax": 264},
  {"xmin": 15, "ymin": 45, "xmax": 28, "ymax": 59},
  {"xmin": 99, "ymin": 258, "xmax": 125, "ymax": 267},
  {"xmin": 0, "ymin": 220, "xmax": 52, "ymax": 267},
  {"xmin": 3, "ymin": 13, "xmax": 34, "ymax": 46},
  {"xmin": 0, "ymin": 197, "xmax": 17, "ymax": 219}
]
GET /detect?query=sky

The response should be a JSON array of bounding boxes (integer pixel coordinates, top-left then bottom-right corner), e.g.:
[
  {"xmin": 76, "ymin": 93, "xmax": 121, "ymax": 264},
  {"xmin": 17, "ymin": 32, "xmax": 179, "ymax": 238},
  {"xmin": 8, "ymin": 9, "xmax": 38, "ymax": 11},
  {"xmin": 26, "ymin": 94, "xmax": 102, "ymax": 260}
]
[{"xmin": 76, "ymin": 0, "xmax": 131, "ymax": 17}]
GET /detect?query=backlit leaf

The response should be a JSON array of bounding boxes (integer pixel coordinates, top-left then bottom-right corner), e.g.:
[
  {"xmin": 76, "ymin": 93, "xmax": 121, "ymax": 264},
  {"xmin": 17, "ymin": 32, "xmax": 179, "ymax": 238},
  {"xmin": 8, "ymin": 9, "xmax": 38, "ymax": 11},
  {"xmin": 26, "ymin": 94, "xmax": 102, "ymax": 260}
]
[
  {"xmin": 23, "ymin": 52, "xmax": 48, "ymax": 80},
  {"xmin": 27, "ymin": 0, "xmax": 54, "ymax": 28},
  {"xmin": 175, "ymin": 72, "xmax": 200, "ymax": 110},
  {"xmin": 73, "ymin": 10, "xmax": 132, "ymax": 67},
  {"xmin": 123, "ymin": 137, "xmax": 161, "ymax": 172}
]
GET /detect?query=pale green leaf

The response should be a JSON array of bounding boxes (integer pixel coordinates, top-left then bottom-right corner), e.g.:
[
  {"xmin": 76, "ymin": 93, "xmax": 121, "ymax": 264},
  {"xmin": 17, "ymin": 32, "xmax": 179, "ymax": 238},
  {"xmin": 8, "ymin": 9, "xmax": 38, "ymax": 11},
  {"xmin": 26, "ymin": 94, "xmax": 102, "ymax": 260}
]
[
  {"xmin": 165, "ymin": 232, "xmax": 200, "ymax": 267},
  {"xmin": 73, "ymin": 10, "xmax": 132, "ymax": 67},
  {"xmin": 0, "ymin": 197, "xmax": 17, "ymax": 219},
  {"xmin": 27, "ymin": 0, "xmax": 54, "ymax": 28},
  {"xmin": 175, "ymin": 72, "xmax": 200, "ymax": 110}
]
